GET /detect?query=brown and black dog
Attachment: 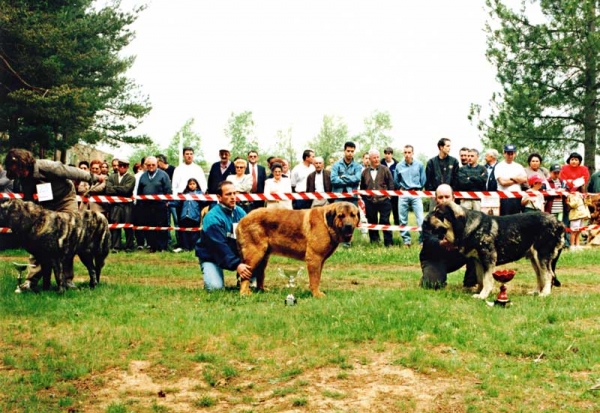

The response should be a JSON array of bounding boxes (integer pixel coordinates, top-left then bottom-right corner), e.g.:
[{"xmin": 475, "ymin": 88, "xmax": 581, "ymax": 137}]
[
  {"xmin": 0, "ymin": 199, "xmax": 110, "ymax": 291},
  {"xmin": 236, "ymin": 201, "xmax": 360, "ymax": 297}
]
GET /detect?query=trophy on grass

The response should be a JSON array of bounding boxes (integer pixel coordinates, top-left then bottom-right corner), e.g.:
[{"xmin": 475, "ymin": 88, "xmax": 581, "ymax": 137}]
[
  {"xmin": 277, "ymin": 267, "xmax": 305, "ymax": 288},
  {"xmin": 13, "ymin": 262, "xmax": 35, "ymax": 294},
  {"xmin": 490, "ymin": 269, "xmax": 516, "ymax": 307}
]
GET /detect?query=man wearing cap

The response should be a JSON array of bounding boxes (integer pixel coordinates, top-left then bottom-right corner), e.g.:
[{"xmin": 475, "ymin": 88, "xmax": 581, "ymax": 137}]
[
  {"xmin": 521, "ymin": 175, "xmax": 545, "ymax": 212},
  {"xmin": 105, "ymin": 158, "xmax": 136, "ymax": 252},
  {"xmin": 207, "ymin": 149, "xmax": 236, "ymax": 194},
  {"xmin": 495, "ymin": 144, "xmax": 527, "ymax": 215},
  {"xmin": 545, "ymin": 164, "xmax": 566, "ymax": 218}
]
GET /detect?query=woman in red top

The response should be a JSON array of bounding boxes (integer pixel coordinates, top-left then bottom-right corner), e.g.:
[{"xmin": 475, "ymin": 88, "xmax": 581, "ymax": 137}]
[{"xmin": 559, "ymin": 152, "xmax": 589, "ymax": 194}]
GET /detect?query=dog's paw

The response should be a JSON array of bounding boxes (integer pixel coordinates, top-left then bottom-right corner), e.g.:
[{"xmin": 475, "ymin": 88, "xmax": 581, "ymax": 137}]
[
  {"xmin": 239, "ymin": 280, "xmax": 252, "ymax": 296},
  {"xmin": 472, "ymin": 293, "xmax": 488, "ymax": 300},
  {"xmin": 311, "ymin": 290, "xmax": 326, "ymax": 298}
]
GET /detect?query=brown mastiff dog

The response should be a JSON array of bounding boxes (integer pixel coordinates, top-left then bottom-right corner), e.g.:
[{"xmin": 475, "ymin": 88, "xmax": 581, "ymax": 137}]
[{"xmin": 236, "ymin": 201, "xmax": 360, "ymax": 297}]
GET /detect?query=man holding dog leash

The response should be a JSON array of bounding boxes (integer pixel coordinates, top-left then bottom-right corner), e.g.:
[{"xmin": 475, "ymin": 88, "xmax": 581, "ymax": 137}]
[{"xmin": 4, "ymin": 148, "xmax": 104, "ymax": 292}]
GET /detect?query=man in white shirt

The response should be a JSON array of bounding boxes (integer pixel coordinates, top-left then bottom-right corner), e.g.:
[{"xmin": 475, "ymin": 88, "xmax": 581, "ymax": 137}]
[
  {"xmin": 290, "ymin": 149, "xmax": 315, "ymax": 210},
  {"xmin": 495, "ymin": 144, "xmax": 527, "ymax": 215},
  {"xmin": 171, "ymin": 147, "xmax": 208, "ymax": 195}
]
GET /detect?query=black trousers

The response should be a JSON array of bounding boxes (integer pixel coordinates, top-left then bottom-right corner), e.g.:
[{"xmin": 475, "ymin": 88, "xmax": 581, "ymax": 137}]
[
  {"xmin": 364, "ymin": 198, "xmax": 393, "ymax": 246},
  {"xmin": 500, "ymin": 198, "xmax": 521, "ymax": 215},
  {"xmin": 109, "ymin": 204, "xmax": 134, "ymax": 250},
  {"xmin": 138, "ymin": 202, "xmax": 169, "ymax": 251},
  {"xmin": 420, "ymin": 250, "xmax": 467, "ymax": 289}
]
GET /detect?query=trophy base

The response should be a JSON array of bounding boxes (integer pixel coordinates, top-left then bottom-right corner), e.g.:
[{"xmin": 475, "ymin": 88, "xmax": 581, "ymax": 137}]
[{"xmin": 493, "ymin": 299, "xmax": 512, "ymax": 307}]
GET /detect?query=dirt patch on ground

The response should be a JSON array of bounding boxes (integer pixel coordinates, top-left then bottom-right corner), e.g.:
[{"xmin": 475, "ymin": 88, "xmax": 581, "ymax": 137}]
[{"xmin": 84, "ymin": 350, "xmax": 470, "ymax": 412}]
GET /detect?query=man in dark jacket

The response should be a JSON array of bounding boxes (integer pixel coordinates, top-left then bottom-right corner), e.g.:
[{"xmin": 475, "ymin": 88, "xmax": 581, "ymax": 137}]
[
  {"xmin": 306, "ymin": 156, "xmax": 332, "ymax": 207},
  {"xmin": 207, "ymin": 149, "xmax": 236, "ymax": 194},
  {"xmin": 137, "ymin": 156, "xmax": 172, "ymax": 252},
  {"xmin": 195, "ymin": 181, "xmax": 252, "ymax": 290},
  {"xmin": 245, "ymin": 150, "xmax": 267, "ymax": 211},
  {"xmin": 419, "ymin": 184, "xmax": 469, "ymax": 289},
  {"xmin": 425, "ymin": 138, "xmax": 459, "ymax": 210},
  {"xmin": 360, "ymin": 149, "xmax": 395, "ymax": 247},
  {"xmin": 105, "ymin": 158, "xmax": 135, "ymax": 252}
]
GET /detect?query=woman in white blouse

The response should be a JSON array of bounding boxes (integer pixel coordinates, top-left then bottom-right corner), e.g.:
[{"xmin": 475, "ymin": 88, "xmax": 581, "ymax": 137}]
[
  {"xmin": 226, "ymin": 158, "xmax": 253, "ymax": 212},
  {"xmin": 264, "ymin": 162, "xmax": 293, "ymax": 209},
  {"xmin": 226, "ymin": 158, "xmax": 252, "ymax": 193}
]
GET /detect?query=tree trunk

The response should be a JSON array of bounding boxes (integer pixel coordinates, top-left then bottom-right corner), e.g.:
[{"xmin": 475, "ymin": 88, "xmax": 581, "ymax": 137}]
[{"xmin": 583, "ymin": 2, "xmax": 598, "ymax": 173}]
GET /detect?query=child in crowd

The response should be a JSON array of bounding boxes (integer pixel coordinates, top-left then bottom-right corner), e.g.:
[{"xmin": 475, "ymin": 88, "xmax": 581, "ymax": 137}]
[
  {"xmin": 175, "ymin": 178, "xmax": 204, "ymax": 252},
  {"xmin": 544, "ymin": 163, "xmax": 566, "ymax": 220},
  {"xmin": 521, "ymin": 175, "xmax": 545, "ymax": 212},
  {"xmin": 567, "ymin": 188, "xmax": 590, "ymax": 250}
]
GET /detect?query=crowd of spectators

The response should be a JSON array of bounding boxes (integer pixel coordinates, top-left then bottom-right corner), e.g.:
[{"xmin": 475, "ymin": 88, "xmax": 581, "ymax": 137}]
[{"xmin": 2, "ymin": 141, "xmax": 598, "ymax": 262}]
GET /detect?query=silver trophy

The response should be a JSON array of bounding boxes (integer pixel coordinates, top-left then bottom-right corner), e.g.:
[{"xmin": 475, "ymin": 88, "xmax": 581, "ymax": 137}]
[
  {"xmin": 277, "ymin": 267, "xmax": 305, "ymax": 288},
  {"xmin": 13, "ymin": 262, "xmax": 35, "ymax": 294}
]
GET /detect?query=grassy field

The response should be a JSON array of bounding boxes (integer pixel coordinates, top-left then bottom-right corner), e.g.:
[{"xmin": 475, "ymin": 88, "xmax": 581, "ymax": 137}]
[{"xmin": 1, "ymin": 235, "xmax": 599, "ymax": 412}]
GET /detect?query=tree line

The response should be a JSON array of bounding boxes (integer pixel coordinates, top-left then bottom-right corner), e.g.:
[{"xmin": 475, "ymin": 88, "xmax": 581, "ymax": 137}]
[{"xmin": 2, "ymin": 1, "xmax": 600, "ymax": 170}]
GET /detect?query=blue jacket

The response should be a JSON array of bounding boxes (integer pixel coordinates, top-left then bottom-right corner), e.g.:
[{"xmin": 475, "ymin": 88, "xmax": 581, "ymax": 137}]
[
  {"xmin": 195, "ymin": 203, "xmax": 246, "ymax": 271},
  {"xmin": 394, "ymin": 159, "xmax": 426, "ymax": 190},
  {"xmin": 174, "ymin": 189, "xmax": 203, "ymax": 223},
  {"xmin": 330, "ymin": 159, "xmax": 362, "ymax": 193}
]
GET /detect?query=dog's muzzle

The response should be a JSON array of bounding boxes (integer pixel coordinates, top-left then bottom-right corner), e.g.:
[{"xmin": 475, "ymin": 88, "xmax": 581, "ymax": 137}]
[{"xmin": 342, "ymin": 224, "xmax": 355, "ymax": 241}]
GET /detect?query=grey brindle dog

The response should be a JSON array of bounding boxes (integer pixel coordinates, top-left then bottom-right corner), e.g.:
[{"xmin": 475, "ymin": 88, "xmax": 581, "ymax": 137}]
[{"xmin": 0, "ymin": 199, "xmax": 110, "ymax": 291}]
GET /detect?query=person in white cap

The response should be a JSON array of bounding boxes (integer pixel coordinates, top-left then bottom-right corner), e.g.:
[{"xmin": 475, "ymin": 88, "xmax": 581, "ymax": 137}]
[{"xmin": 495, "ymin": 144, "xmax": 527, "ymax": 215}]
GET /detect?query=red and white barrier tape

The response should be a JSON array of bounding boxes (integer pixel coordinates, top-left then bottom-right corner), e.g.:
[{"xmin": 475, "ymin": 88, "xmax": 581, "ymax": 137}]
[{"xmin": 1, "ymin": 189, "xmax": 582, "ymax": 203}]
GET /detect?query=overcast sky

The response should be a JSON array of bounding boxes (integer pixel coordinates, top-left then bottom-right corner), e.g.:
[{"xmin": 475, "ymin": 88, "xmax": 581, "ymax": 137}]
[{"xmin": 119, "ymin": 0, "xmax": 501, "ymax": 163}]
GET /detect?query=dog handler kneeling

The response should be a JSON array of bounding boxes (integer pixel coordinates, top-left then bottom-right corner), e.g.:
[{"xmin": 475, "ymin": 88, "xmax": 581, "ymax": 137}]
[
  {"xmin": 195, "ymin": 181, "xmax": 252, "ymax": 290},
  {"xmin": 419, "ymin": 184, "xmax": 469, "ymax": 289}
]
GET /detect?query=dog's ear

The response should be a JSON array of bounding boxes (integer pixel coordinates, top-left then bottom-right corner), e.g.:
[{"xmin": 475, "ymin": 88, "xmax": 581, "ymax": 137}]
[{"xmin": 326, "ymin": 206, "xmax": 336, "ymax": 228}]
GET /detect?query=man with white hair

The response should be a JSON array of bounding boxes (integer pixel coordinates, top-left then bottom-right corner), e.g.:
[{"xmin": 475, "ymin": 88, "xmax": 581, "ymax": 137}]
[
  {"xmin": 484, "ymin": 148, "xmax": 499, "ymax": 192},
  {"xmin": 306, "ymin": 156, "xmax": 331, "ymax": 207},
  {"xmin": 137, "ymin": 156, "xmax": 172, "ymax": 252},
  {"xmin": 360, "ymin": 149, "xmax": 395, "ymax": 247}
]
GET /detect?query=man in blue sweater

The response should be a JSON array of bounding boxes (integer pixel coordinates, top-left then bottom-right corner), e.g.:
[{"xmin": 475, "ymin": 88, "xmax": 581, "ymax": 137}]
[{"xmin": 195, "ymin": 181, "xmax": 252, "ymax": 291}]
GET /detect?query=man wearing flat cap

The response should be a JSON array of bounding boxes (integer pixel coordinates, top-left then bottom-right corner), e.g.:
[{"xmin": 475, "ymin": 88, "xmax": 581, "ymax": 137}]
[
  {"xmin": 495, "ymin": 144, "xmax": 527, "ymax": 215},
  {"xmin": 207, "ymin": 149, "xmax": 236, "ymax": 194},
  {"xmin": 105, "ymin": 158, "xmax": 136, "ymax": 252}
]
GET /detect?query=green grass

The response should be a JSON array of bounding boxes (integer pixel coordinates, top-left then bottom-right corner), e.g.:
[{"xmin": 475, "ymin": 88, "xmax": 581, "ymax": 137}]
[{"xmin": 0, "ymin": 238, "xmax": 599, "ymax": 412}]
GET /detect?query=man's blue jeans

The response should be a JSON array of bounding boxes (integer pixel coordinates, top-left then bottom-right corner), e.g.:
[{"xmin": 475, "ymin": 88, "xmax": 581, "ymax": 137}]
[
  {"xmin": 398, "ymin": 195, "xmax": 424, "ymax": 245},
  {"xmin": 200, "ymin": 261, "xmax": 225, "ymax": 291},
  {"xmin": 200, "ymin": 261, "xmax": 255, "ymax": 291}
]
